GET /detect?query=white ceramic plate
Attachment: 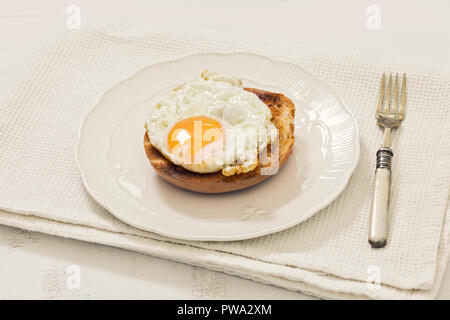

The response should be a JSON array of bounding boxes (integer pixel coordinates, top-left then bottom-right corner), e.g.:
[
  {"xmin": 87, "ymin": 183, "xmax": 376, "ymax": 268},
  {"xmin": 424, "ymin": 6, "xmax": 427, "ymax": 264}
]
[{"xmin": 76, "ymin": 52, "xmax": 359, "ymax": 241}]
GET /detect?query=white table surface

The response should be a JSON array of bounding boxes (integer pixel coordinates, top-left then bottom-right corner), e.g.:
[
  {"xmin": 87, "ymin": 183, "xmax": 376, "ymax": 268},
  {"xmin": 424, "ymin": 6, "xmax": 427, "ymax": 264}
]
[{"xmin": 1, "ymin": 0, "xmax": 449, "ymax": 299}]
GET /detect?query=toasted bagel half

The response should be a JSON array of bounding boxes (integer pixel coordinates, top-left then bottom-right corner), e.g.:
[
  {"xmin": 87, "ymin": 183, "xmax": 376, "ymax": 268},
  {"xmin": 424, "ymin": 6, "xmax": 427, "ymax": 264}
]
[{"xmin": 144, "ymin": 88, "xmax": 295, "ymax": 193}]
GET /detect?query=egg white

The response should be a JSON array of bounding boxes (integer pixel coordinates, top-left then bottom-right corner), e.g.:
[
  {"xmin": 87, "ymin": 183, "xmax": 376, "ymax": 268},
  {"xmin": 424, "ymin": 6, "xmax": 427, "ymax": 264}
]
[{"xmin": 145, "ymin": 70, "xmax": 278, "ymax": 175}]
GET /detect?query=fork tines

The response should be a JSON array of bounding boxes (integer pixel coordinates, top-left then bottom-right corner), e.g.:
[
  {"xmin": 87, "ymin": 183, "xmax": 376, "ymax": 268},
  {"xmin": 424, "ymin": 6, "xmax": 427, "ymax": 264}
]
[{"xmin": 377, "ymin": 73, "xmax": 406, "ymax": 115}]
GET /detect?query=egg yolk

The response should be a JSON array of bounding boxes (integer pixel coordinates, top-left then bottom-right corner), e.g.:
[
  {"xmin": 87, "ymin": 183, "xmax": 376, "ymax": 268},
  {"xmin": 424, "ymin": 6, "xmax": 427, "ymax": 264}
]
[{"xmin": 167, "ymin": 116, "xmax": 223, "ymax": 164}]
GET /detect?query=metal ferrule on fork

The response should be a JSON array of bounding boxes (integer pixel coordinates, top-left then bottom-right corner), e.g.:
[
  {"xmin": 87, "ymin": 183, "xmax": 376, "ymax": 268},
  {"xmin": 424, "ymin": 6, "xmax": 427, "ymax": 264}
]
[{"xmin": 376, "ymin": 148, "xmax": 393, "ymax": 169}]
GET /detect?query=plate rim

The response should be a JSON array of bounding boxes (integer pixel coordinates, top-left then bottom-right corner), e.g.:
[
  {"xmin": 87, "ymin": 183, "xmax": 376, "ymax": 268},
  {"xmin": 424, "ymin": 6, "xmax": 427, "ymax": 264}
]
[{"xmin": 75, "ymin": 51, "xmax": 360, "ymax": 241}]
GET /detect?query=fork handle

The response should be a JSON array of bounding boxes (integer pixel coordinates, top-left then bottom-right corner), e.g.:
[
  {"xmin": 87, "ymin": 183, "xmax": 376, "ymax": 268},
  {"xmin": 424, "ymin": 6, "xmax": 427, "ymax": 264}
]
[{"xmin": 369, "ymin": 147, "xmax": 393, "ymax": 248}]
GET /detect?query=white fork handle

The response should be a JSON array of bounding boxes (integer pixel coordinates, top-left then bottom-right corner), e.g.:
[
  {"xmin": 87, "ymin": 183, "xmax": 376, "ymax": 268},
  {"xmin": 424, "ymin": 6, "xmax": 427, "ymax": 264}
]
[{"xmin": 369, "ymin": 147, "xmax": 393, "ymax": 248}]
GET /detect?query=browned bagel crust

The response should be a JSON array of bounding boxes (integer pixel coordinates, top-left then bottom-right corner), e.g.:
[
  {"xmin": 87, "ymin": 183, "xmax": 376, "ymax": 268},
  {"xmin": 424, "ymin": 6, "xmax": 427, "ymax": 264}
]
[{"xmin": 144, "ymin": 88, "xmax": 295, "ymax": 193}]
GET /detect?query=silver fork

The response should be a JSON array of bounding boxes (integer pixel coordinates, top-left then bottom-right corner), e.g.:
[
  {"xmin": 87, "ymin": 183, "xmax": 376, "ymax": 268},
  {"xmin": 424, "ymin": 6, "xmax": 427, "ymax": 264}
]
[{"xmin": 369, "ymin": 73, "xmax": 407, "ymax": 248}]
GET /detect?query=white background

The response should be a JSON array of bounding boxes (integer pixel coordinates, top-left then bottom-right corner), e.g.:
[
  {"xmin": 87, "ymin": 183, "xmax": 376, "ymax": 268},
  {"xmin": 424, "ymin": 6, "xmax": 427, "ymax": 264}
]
[{"xmin": 0, "ymin": 0, "xmax": 449, "ymax": 299}]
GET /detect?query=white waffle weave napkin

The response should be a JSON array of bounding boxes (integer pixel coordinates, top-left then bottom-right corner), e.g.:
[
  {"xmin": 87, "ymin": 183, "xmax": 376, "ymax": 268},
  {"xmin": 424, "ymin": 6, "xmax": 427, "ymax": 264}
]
[{"xmin": 0, "ymin": 23, "xmax": 449, "ymax": 299}]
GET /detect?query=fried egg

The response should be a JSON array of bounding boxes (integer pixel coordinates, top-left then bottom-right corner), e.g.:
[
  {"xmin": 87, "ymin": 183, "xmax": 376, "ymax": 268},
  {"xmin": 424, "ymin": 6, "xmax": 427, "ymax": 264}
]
[{"xmin": 145, "ymin": 70, "xmax": 278, "ymax": 176}]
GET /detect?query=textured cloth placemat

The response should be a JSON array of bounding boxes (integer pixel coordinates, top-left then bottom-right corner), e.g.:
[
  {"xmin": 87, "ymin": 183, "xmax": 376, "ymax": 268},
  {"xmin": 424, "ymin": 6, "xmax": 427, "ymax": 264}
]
[{"xmin": 0, "ymin": 23, "xmax": 449, "ymax": 299}]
